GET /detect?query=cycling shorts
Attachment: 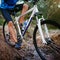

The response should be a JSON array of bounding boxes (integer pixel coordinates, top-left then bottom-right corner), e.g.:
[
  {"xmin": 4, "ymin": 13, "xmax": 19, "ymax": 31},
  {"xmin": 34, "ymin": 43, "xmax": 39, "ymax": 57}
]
[{"xmin": 1, "ymin": 4, "xmax": 23, "ymax": 23}]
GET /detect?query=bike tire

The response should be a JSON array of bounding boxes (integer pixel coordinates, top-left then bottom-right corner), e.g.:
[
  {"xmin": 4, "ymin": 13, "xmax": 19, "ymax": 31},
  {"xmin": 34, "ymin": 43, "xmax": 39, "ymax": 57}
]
[
  {"xmin": 3, "ymin": 21, "xmax": 17, "ymax": 46},
  {"xmin": 33, "ymin": 20, "xmax": 60, "ymax": 60}
]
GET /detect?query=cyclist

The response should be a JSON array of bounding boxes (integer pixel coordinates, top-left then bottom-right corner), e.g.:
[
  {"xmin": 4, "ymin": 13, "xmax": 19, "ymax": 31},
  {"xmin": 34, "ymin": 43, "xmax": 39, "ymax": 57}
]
[{"xmin": 0, "ymin": 0, "xmax": 29, "ymax": 49}]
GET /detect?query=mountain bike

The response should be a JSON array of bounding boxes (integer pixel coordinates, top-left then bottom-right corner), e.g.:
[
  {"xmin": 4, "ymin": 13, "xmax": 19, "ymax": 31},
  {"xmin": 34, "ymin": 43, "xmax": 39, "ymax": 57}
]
[{"xmin": 3, "ymin": 0, "xmax": 60, "ymax": 60}]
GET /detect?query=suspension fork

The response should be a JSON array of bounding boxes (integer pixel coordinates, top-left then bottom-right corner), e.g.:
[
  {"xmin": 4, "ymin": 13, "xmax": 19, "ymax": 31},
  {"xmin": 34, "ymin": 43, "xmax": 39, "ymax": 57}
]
[
  {"xmin": 43, "ymin": 21, "xmax": 51, "ymax": 41},
  {"xmin": 36, "ymin": 16, "xmax": 47, "ymax": 44},
  {"xmin": 41, "ymin": 16, "xmax": 51, "ymax": 41},
  {"xmin": 42, "ymin": 16, "xmax": 50, "ymax": 38}
]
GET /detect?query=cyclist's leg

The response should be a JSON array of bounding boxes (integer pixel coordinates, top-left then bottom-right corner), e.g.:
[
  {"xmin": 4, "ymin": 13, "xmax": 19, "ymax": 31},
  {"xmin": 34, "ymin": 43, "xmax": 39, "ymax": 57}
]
[
  {"xmin": 19, "ymin": 4, "xmax": 29, "ymax": 24},
  {"xmin": 14, "ymin": 4, "xmax": 29, "ymax": 29},
  {"xmin": 8, "ymin": 21, "xmax": 17, "ymax": 43},
  {"xmin": 1, "ymin": 9, "xmax": 17, "ymax": 43}
]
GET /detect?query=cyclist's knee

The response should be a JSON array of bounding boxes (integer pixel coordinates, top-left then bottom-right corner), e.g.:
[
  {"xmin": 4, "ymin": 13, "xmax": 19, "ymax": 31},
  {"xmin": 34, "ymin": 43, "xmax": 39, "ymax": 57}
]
[
  {"xmin": 23, "ymin": 4, "xmax": 29, "ymax": 9},
  {"xmin": 8, "ymin": 21, "xmax": 12, "ymax": 23},
  {"xmin": 7, "ymin": 20, "xmax": 13, "ymax": 24},
  {"xmin": 8, "ymin": 21, "xmax": 13, "ymax": 27}
]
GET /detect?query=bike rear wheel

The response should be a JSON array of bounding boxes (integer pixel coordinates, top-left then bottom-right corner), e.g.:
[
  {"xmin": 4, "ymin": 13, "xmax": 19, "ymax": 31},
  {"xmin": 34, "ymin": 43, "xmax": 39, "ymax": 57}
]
[
  {"xmin": 33, "ymin": 20, "xmax": 60, "ymax": 60},
  {"xmin": 3, "ymin": 21, "xmax": 17, "ymax": 46}
]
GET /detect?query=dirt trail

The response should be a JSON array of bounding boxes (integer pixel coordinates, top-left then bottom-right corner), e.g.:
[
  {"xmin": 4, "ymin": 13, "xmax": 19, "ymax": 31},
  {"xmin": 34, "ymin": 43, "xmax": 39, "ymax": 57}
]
[{"xmin": 0, "ymin": 26, "xmax": 60, "ymax": 60}]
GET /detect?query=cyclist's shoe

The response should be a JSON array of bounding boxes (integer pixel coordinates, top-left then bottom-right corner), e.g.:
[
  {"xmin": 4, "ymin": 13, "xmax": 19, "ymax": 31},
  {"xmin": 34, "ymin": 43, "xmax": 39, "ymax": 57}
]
[
  {"xmin": 15, "ymin": 42, "xmax": 21, "ymax": 50},
  {"xmin": 15, "ymin": 38, "xmax": 22, "ymax": 50},
  {"xmin": 22, "ymin": 20, "xmax": 28, "ymax": 31}
]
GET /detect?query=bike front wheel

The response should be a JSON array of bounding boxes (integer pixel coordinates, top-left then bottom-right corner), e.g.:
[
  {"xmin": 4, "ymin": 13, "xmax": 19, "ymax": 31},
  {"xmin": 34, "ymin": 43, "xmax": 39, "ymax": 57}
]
[{"xmin": 33, "ymin": 20, "xmax": 60, "ymax": 60}]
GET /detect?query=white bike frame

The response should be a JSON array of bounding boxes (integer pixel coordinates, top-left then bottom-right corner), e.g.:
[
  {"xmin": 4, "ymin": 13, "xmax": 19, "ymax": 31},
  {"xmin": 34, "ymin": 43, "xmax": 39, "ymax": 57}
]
[{"xmin": 15, "ymin": 4, "xmax": 50, "ymax": 44}]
